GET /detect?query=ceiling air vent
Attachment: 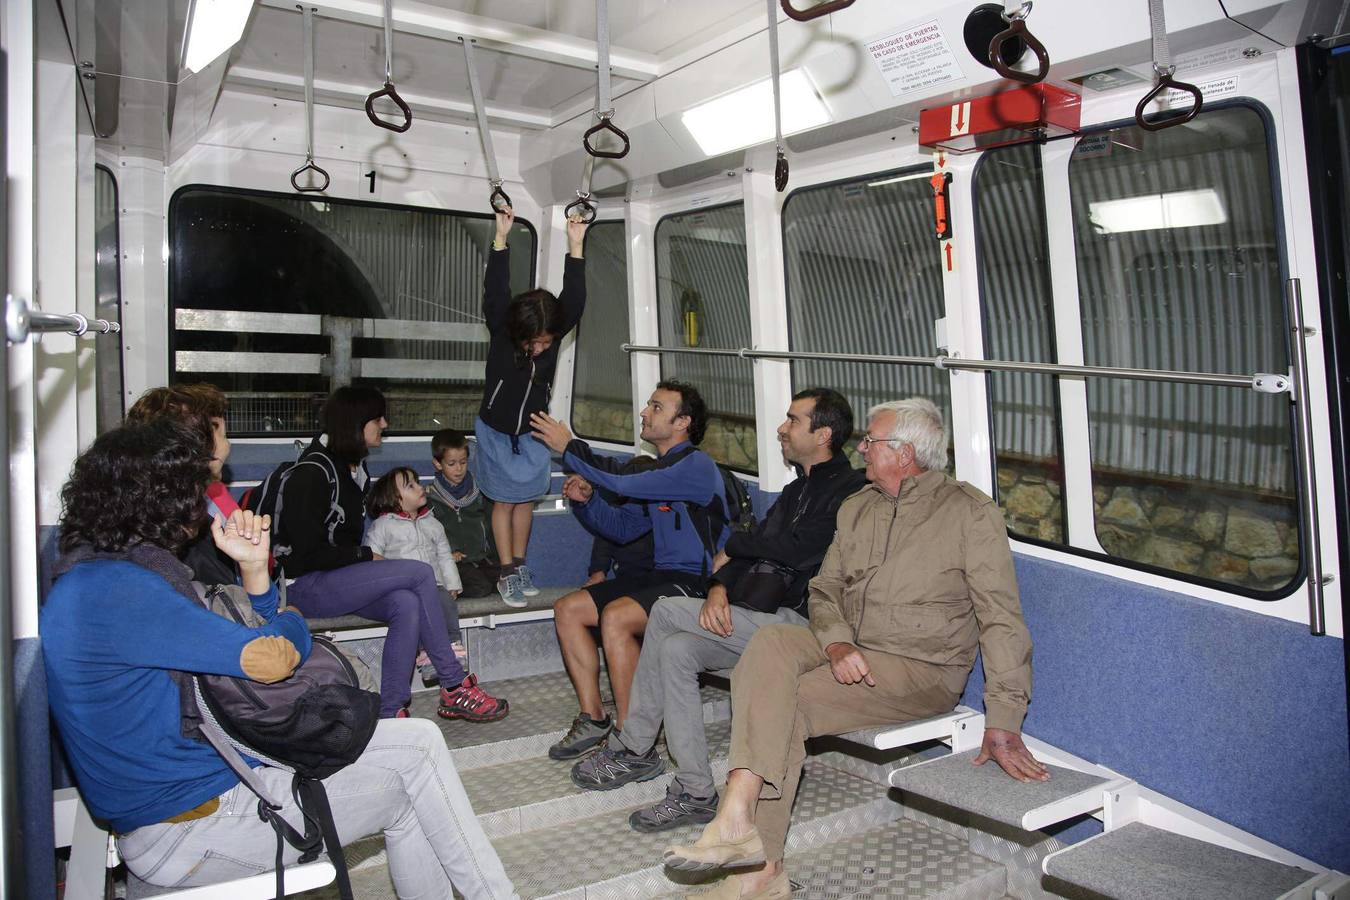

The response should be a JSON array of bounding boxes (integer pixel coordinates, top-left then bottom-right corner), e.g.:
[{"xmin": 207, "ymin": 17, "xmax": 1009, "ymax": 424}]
[{"xmin": 657, "ymin": 151, "xmax": 746, "ymax": 189}]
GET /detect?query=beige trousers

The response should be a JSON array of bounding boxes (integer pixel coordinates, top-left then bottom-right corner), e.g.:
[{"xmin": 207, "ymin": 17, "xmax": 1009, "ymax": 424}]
[{"xmin": 728, "ymin": 623, "xmax": 969, "ymax": 861}]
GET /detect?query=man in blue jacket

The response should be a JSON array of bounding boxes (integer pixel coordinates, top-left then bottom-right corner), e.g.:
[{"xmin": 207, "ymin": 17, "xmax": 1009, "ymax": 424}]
[{"xmin": 530, "ymin": 381, "xmax": 728, "ymax": 761}]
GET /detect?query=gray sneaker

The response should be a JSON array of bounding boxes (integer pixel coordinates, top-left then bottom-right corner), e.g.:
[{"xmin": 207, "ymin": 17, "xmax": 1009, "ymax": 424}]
[
  {"xmin": 496, "ymin": 573, "xmax": 527, "ymax": 608},
  {"xmin": 570, "ymin": 744, "xmax": 664, "ymax": 790},
  {"xmin": 548, "ymin": 712, "xmax": 613, "ymax": 760},
  {"xmin": 629, "ymin": 783, "xmax": 719, "ymax": 832},
  {"xmin": 515, "ymin": 564, "xmax": 541, "ymax": 597}
]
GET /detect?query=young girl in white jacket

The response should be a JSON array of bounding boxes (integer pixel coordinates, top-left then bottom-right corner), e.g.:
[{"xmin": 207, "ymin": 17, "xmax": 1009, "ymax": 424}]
[{"xmin": 367, "ymin": 467, "xmax": 492, "ymax": 704}]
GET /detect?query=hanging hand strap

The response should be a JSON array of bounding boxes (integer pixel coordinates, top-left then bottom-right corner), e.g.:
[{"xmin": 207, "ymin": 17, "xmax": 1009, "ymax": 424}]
[
  {"xmin": 461, "ymin": 37, "xmax": 512, "ymax": 212},
  {"xmin": 566, "ymin": 155, "xmax": 599, "ymax": 224},
  {"xmin": 989, "ymin": 1, "xmax": 1050, "ymax": 85},
  {"xmin": 767, "ymin": 0, "xmax": 788, "ymax": 192},
  {"xmin": 779, "ymin": 0, "xmax": 855, "ymax": 21},
  {"xmin": 364, "ymin": 0, "xmax": 413, "ymax": 133},
  {"xmin": 582, "ymin": 0, "xmax": 630, "ymax": 159},
  {"xmin": 1135, "ymin": 0, "xmax": 1202, "ymax": 131},
  {"xmin": 291, "ymin": 5, "xmax": 330, "ymax": 193}
]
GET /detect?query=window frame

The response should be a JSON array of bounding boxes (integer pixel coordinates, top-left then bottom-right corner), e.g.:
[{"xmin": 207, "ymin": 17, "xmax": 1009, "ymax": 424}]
[
  {"xmin": 972, "ymin": 99, "xmax": 1304, "ymax": 602},
  {"xmin": 166, "ymin": 183, "xmax": 539, "ymax": 439},
  {"xmin": 571, "ymin": 218, "xmax": 635, "ymax": 445},
  {"xmin": 652, "ymin": 199, "xmax": 758, "ymax": 474}
]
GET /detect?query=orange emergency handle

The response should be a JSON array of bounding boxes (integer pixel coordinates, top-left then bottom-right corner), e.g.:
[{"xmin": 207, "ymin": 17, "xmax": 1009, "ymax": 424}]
[{"xmin": 930, "ymin": 172, "xmax": 953, "ymax": 241}]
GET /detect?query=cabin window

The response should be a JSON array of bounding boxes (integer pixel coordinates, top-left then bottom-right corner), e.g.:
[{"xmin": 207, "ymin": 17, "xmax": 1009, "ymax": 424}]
[
  {"xmin": 1066, "ymin": 105, "xmax": 1298, "ymax": 594},
  {"xmin": 167, "ymin": 186, "xmax": 537, "ymax": 436},
  {"xmin": 572, "ymin": 222, "xmax": 633, "ymax": 444},
  {"xmin": 654, "ymin": 203, "xmax": 757, "ymax": 472},
  {"xmin": 974, "ymin": 143, "xmax": 1067, "ymax": 543},
  {"xmin": 781, "ymin": 168, "xmax": 950, "ymax": 466},
  {"xmin": 95, "ymin": 164, "xmax": 125, "ymax": 433}
]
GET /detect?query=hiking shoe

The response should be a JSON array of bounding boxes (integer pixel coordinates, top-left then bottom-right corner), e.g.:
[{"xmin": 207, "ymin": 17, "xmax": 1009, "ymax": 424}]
[
  {"xmin": 438, "ymin": 674, "xmax": 509, "ymax": 723},
  {"xmin": 496, "ymin": 574, "xmax": 527, "ymax": 608},
  {"xmin": 515, "ymin": 564, "xmax": 541, "ymax": 597},
  {"xmin": 570, "ymin": 744, "xmax": 664, "ymax": 791},
  {"xmin": 630, "ymin": 784, "xmax": 719, "ymax": 833},
  {"xmin": 419, "ymin": 662, "xmax": 438, "ymax": 688},
  {"xmin": 548, "ymin": 712, "xmax": 613, "ymax": 760},
  {"xmin": 393, "ymin": 707, "xmax": 410, "ymax": 719}
]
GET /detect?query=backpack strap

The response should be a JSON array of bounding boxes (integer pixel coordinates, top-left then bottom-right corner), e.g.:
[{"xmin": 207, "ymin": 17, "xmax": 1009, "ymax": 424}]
[{"xmin": 294, "ymin": 776, "xmax": 355, "ymax": 900}]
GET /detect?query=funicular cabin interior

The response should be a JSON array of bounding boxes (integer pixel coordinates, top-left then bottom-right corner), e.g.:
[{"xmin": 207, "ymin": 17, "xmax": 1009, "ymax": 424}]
[{"xmin": 2, "ymin": 0, "xmax": 1349, "ymax": 897}]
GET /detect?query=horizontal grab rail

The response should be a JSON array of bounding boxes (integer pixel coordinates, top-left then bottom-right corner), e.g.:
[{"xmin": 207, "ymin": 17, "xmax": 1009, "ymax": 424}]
[
  {"xmin": 620, "ymin": 343, "xmax": 1288, "ymax": 392},
  {"xmin": 6, "ymin": 296, "xmax": 120, "ymax": 343}
]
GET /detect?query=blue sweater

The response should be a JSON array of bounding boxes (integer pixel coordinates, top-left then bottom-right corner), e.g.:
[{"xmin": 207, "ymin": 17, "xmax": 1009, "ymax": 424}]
[
  {"xmin": 565, "ymin": 439, "xmax": 729, "ymax": 576},
  {"xmin": 42, "ymin": 560, "xmax": 312, "ymax": 832}
]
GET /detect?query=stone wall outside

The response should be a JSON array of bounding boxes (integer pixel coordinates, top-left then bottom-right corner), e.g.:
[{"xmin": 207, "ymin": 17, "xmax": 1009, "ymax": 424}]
[{"xmin": 998, "ymin": 458, "xmax": 1300, "ymax": 593}]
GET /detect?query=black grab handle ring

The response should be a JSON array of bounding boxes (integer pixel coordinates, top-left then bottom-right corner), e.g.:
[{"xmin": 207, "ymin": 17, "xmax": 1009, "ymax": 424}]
[
  {"xmin": 583, "ymin": 116, "xmax": 631, "ymax": 160},
  {"xmin": 489, "ymin": 184, "xmax": 513, "ymax": 214},
  {"xmin": 290, "ymin": 159, "xmax": 331, "ymax": 193},
  {"xmin": 774, "ymin": 149, "xmax": 789, "ymax": 193},
  {"xmin": 1135, "ymin": 70, "xmax": 1203, "ymax": 132},
  {"xmin": 989, "ymin": 18, "xmax": 1049, "ymax": 84},
  {"xmin": 564, "ymin": 194, "xmax": 598, "ymax": 224},
  {"xmin": 780, "ymin": 0, "xmax": 856, "ymax": 22},
  {"xmin": 365, "ymin": 82, "xmax": 413, "ymax": 133}
]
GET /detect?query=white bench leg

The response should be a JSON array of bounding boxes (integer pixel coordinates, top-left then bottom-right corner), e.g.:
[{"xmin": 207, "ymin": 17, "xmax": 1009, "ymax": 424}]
[{"xmin": 65, "ymin": 797, "xmax": 112, "ymax": 900}]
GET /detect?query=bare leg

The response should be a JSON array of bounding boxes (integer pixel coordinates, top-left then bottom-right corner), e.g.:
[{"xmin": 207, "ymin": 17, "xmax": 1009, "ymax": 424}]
[
  {"xmin": 554, "ymin": 590, "xmax": 604, "ymax": 719},
  {"xmin": 510, "ymin": 502, "xmax": 533, "ymax": 561},
  {"xmin": 598, "ymin": 597, "xmax": 647, "ymax": 728},
  {"xmin": 491, "ymin": 502, "xmax": 514, "ymax": 568}
]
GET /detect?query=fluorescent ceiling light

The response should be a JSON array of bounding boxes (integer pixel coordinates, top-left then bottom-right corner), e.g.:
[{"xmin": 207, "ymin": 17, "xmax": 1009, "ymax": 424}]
[
  {"xmin": 183, "ymin": 0, "xmax": 255, "ymax": 73},
  {"xmin": 681, "ymin": 69, "xmax": 830, "ymax": 157},
  {"xmin": 1088, "ymin": 188, "xmax": 1228, "ymax": 234}
]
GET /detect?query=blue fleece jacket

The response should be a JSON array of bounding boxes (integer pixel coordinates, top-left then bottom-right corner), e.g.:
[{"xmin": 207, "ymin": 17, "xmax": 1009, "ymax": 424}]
[
  {"xmin": 42, "ymin": 560, "xmax": 312, "ymax": 832},
  {"xmin": 564, "ymin": 439, "xmax": 729, "ymax": 576}
]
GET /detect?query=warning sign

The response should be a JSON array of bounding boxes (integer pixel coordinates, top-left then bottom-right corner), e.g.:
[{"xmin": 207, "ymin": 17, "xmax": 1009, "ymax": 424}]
[
  {"xmin": 866, "ymin": 21, "xmax": 965, "ymax": 97},
  {"xmin": 1165, "ymin": 75, "xmax": 1238, "ymax": 108}
]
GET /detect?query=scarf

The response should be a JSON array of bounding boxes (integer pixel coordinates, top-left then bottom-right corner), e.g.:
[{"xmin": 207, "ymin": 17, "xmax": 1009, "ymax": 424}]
[{"xmin": 432, "ymin": 473, "xmax": 479, "ymax": 509}]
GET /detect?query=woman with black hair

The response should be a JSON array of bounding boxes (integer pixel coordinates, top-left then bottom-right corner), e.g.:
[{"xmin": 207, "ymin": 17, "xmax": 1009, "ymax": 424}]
[
  {"xmin": 476, "ymin": 206, "xmax": 587, "ymax": 606},
  {"xmin": 279, "ymin": 385, "xmax": 507, "ymax": 721},
  {"xmin": 42, "ymin": 419, "xmax": 519, "ymax": 898}
]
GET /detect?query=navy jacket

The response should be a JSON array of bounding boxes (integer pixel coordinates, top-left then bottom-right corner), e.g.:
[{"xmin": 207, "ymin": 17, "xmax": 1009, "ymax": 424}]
[
  {"xmin": 477, "ymin": 247, "xmax": 587, "ymax": 436},
  {"xmin": 565, "ymin": 439, "xmax": 727, "ymax": 577}
]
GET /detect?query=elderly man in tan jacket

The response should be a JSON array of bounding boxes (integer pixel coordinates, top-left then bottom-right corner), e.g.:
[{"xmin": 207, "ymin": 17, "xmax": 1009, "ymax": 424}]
[{"xmin": 663, "ymin": 398, "xmax": 1048, "ymax": 900}]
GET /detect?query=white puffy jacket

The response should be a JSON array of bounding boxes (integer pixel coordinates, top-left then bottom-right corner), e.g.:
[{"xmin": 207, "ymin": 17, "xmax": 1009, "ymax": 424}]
[{"xmin": 365, "ymin": 508, "xmax": 463, "ymax": 593}]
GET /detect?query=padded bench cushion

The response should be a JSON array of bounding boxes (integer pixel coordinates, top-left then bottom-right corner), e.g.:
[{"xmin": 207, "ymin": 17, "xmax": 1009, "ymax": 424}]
[{"xmin": 303, "ymin": 586, "xmax": 574, "ymax": 632}]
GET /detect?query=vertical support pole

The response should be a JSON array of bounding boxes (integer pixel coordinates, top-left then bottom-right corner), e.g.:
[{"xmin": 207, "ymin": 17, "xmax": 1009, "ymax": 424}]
[
  {"xmin": 627, "ymin": 200, "xmax": 661, "ymax": 449},
  {"xmin": 1286, "ymin": 278, "xmax": 1328, "ymax": 635},
  {"xmin": 742, "ymin": 159, "xmax": 791, "ymax": 492}
]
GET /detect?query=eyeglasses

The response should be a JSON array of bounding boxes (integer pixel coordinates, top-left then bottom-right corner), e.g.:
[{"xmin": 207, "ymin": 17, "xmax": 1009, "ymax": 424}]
[{"xmin": 858, "ymin": 434, "xmax": 892, "ymax": 451}]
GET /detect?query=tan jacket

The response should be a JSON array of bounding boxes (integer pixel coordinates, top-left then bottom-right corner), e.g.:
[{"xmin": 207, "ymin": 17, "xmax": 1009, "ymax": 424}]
[{"xmin": 808, "ymin": 470, "xmax": 1032, "ymax": 732}]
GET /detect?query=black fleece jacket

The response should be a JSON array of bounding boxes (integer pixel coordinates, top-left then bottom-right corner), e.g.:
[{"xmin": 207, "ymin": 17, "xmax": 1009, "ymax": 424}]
[
  {"xmin": 712, "ymin": 452, "xmax": 867, "ymax": 613},
  {"xmin": 477, "ymin": 246, "xmax": 587, "ymax": 436},
  {"xmin": 276, "ymin": 437, "xmax": 373, "ymax": 578}
]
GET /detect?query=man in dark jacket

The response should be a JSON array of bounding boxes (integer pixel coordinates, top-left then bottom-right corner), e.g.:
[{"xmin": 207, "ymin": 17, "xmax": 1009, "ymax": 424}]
[{"xmin": 567, "ymin": 389, "xmax": 866, "ymax": 834}]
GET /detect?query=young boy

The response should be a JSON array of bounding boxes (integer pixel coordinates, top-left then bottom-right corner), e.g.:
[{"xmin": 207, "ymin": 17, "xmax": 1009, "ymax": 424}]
[{"xmin": 426, "ymin": 429, "xmax": 502, "ymax": 599}]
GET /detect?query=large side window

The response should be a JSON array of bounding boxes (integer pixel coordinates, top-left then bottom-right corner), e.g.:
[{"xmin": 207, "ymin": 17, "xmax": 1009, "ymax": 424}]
[
  {"xmin": 94, "ymin": 164, "xmax": 125, "ymax": 433},
  {"xmin": 975, "ymin": 143, "xmax": 1067, "ymax": 542},
  {"xmin": 168, "ymin": 187, "xmax": 536, "ymax": 436},
  {"xmin": 1066, "ymin": 105, "xmax": 1298, "ymax": 593},
  {"xmin": 654, "ymin": 204, "xmax": 756, "ymax": 471},
  {"xmin": 782, "ymin": 170, "xmax": 948, "ymax": 464},
  {"xmin": 572, "ymin": 222, "xmax": 633, "ymax": 443}
]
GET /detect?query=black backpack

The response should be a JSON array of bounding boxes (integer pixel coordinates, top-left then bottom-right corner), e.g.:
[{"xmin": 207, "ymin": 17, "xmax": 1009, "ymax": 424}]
[
  {"xmin": 718, "ymin": 465, "xmax": 754, "ymax": 535},
  {"xmin": 662, "ymin": 448, "xmax": 756, "ymax": 572},
  {"xmin": 185, "ymin": 583, "xmax": 380, "ymax": 900},
  {"xmin": 241, "ymin": 447, "xmax": 343, "ymax": 574}
]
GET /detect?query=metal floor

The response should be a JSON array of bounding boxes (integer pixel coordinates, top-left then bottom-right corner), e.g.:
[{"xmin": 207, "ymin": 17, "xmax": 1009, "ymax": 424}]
[{"xmin": 295, "ymin": 668, "xmax": 1023, "ymax": 900}]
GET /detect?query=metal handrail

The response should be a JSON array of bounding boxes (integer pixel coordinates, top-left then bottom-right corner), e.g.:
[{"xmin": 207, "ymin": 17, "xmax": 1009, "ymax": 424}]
[
  {"xmin": 6, "ymin": 296, "xmax": 120, "ymax": 343},
  {"xmin": 619, "ymin": 343, "xmax": 1290, "ymax": 392},
  {"xmin": 1285, "ymin": 279, "xmax": 1328, "ymax": 635}
]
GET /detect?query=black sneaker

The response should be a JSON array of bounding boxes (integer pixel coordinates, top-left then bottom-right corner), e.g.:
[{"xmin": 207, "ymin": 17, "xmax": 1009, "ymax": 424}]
[
  {"xmin": 570, "ymin": 744, "xmax": 664, "ymax": 791},
  {"xmin": 548, "ymin": 713, "xmax": 613, "ymax": 760},
  {"xmin": 628, "ymin": 783, "xmax": 719, "ymax": 832}
]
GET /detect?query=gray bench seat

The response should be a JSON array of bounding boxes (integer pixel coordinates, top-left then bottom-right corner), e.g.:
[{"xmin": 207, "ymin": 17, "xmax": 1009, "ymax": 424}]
[{"xmin": 303, "ymin": 586, "xmax": 574, "ymax": 634}]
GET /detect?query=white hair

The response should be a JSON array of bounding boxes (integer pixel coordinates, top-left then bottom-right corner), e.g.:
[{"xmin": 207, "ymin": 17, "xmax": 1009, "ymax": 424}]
[{"xmin": 866, "ymin": 398, "xmax": 949, "ymax": 472}]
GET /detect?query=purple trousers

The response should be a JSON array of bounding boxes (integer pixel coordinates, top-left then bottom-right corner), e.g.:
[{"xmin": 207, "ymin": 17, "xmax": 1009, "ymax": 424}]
[{"xmin": 287, "ymin": 559, "xmax": 465, "ymax": 717}]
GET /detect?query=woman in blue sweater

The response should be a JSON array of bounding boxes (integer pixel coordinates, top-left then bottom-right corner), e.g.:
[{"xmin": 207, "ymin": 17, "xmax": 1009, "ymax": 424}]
[{"xmin": 43, "ymin": 419, "xmax": 517, "ymax": 897}]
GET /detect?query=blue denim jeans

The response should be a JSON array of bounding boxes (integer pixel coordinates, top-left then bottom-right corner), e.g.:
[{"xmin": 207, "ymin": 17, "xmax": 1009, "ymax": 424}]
[
  {"xmin": 117, "ymin": 719, "xmax": 518, "ymax": 899},
  {"xmin": 287, "ymin": 559, "xmax": 465, "ymax": 716}
]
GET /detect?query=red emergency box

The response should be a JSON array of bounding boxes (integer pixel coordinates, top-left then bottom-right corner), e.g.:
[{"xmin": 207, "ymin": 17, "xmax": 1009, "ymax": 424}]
[{"xmin": 918, "ymin": 83, "xmax": 1081, "ymax": 153}]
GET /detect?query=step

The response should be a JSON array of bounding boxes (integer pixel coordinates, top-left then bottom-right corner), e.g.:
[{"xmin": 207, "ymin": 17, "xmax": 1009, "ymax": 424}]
[
  {"xmin": 835, "ymin": 706, "xmax": 981, "ymax": 751},
  {"xmin": 406, "ymin": 670, "xmax": 730, "ymax": 771},
  {"xmin": 657, "ymin": 818, "xmax": 1007, "ymax": 900},
  {"xmin": 888, "ymin": 748, "xmax": 1121, "ymax": 832},
  {"xmin": 493, "ymin": 759, "xmax": 904, "ymax": 900},
  {"xmin": 1042, "ymin": 822, "xmax": 1316, "ymax": 900}
]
